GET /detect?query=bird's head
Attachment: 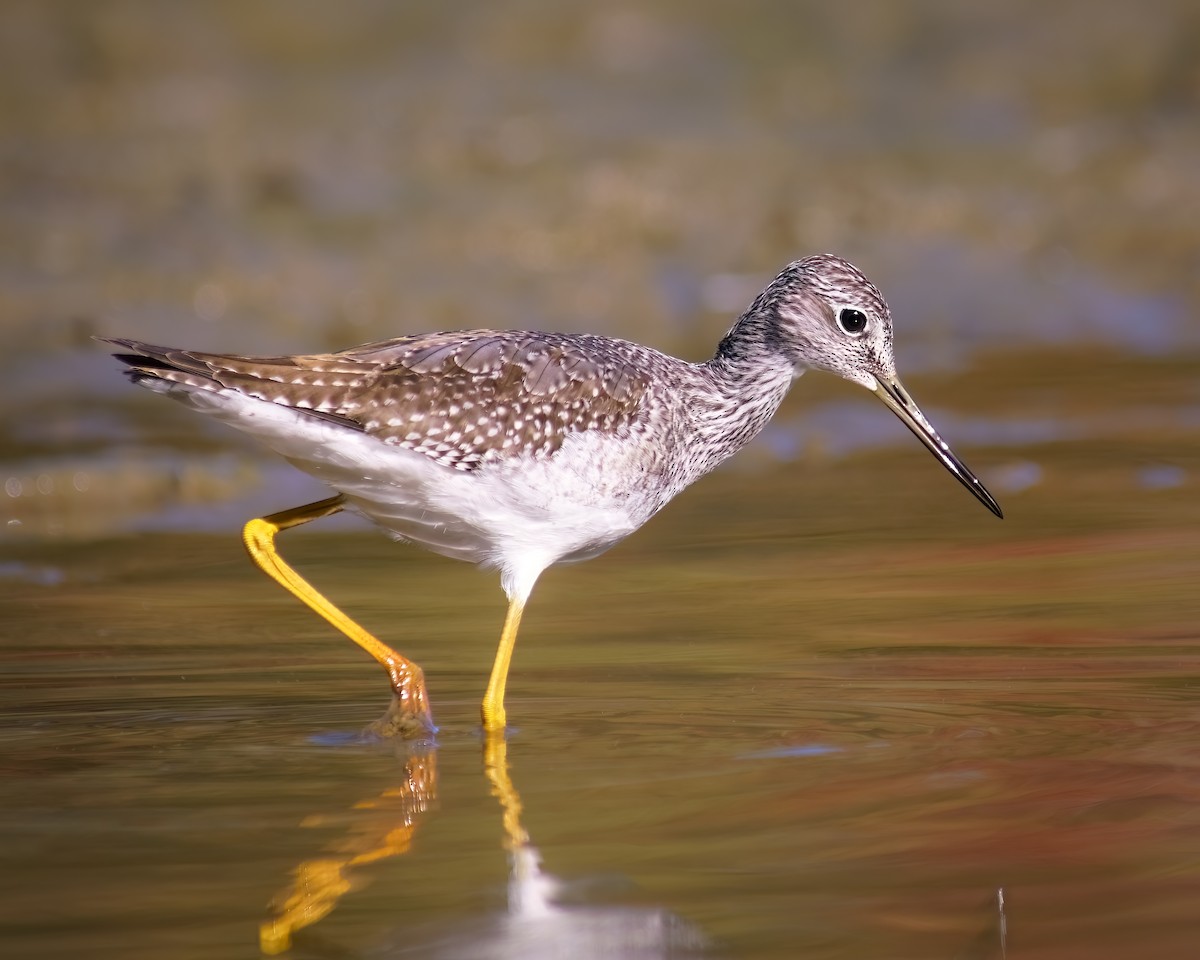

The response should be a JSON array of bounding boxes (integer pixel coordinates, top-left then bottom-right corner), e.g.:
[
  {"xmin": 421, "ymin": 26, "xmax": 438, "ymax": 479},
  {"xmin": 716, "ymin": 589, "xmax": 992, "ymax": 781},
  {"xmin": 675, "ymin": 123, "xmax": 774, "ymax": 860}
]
[
  {"xmin": 756, "ymin": 253, "xmax": 895, "ymax": 389},
  {"xmin": 755, "ymin": 254, "xmax": 1003, "ymax": 518}
]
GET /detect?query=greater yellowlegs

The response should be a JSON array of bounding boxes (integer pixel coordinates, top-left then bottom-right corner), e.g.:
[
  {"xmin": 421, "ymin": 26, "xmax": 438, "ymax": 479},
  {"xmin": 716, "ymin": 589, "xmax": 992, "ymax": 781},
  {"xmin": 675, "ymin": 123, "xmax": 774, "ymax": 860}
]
[{"xmin": 106, "ymin": 254, "xmax": 1002, "ymax": 736}]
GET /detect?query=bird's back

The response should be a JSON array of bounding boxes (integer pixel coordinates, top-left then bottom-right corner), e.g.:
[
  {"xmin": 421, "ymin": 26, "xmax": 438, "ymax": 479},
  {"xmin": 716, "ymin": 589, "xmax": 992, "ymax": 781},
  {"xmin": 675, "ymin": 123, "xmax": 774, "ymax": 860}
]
[{"xmin": 109, "ymin": 331, "xmax": 672, "ymax": 466}]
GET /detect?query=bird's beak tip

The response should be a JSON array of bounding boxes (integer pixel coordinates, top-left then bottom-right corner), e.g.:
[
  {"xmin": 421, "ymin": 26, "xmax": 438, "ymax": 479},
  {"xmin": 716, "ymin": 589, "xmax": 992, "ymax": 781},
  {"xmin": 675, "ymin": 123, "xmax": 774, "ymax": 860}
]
[{"xmin": 873, "ymin": 376, "xmax": 1004, "ymax": 520}]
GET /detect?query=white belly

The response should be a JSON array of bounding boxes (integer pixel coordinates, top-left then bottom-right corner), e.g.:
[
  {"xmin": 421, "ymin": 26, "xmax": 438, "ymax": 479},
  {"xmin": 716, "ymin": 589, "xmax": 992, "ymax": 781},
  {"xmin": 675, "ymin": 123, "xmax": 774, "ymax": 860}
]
[
  {"xmin": 338, "ymin": 431, "xmax": 653, "ymax": 570},
  {"xmin": 169, "ymin": 384, "xmax": 655, "ymax": 596}
]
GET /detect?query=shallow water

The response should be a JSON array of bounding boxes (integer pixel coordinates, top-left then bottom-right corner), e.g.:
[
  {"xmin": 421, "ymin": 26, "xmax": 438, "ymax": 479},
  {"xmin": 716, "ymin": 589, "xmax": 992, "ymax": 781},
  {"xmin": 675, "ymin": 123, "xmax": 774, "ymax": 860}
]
[
  {"xmin": 4, "ymin": 446, "xmax": 1200, "ymax": 959},
  {"xmin": 4, "ymin": 2, "xmax": 1200, "ymax": 958}
]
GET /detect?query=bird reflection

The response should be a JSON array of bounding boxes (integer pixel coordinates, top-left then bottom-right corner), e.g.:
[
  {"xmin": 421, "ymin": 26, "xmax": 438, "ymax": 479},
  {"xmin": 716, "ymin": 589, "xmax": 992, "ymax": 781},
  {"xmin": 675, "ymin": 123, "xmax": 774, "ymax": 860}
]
[
  {"xmin": 415, "ymin": 735, "xmax": 708, "ymax": 960},
  {"xmin": 260, "ymin": 734, "xmax": 706, "ymax": 958}
]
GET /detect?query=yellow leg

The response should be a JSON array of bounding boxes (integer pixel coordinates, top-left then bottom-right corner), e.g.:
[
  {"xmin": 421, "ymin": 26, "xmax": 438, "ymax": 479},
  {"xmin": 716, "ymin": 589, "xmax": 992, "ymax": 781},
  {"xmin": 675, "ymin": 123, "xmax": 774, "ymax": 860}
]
[
  {"xmin": 242, "ymin": 495, "xmax": 434, "ymax": 738},
  {"xmin": 481, "ymin": 596, "xmax": 525, "ymax": 732}
]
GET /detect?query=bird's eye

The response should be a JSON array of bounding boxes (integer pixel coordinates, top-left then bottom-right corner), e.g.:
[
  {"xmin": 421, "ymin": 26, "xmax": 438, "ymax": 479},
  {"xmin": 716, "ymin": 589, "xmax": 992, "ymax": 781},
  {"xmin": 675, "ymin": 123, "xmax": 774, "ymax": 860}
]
[{"xmin": 837, "ymin": 307, "xmax": 868, "ymax": 336}]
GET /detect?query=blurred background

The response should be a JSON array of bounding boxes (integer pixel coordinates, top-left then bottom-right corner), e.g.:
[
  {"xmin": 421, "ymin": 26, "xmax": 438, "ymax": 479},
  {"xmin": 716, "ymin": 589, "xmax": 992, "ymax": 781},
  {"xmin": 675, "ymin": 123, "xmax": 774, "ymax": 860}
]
[
  {"xmin": 2, "ymin": 0, "xmax": 1197, "ymax": 537},
  {"xmin": 3, "ymin": 4, "xmax": 1200, "ymax": 960}
]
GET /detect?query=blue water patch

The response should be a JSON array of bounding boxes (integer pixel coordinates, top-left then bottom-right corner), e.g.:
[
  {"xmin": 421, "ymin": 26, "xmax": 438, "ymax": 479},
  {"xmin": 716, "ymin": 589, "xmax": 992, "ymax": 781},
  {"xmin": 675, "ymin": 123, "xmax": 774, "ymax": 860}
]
[
  {"xmin": 991, "ymin": 460, "xmax": 1043, "ymax": 493},
  {"xmin": 0, "ymin": 561, "xmax": 65, "ymax": 586},
  {"xmin": 1138, "ymin": 465, "xmax": 1186, "ymax": 490},
  {"xmin": 738, "ymin": 743, "xmax": 843, "ymax": 760},
  {"xmin": 757, "ymin": 406, "xmax": 1079, "ymax": 462},
  {"xmin": 883, "ymin": 242, "xmax": 1194, "ymax": 357},
  {"xmin": 307, "ymin": 729, "xmax": 377, "ymax": 747},
  {"xmin": 309, "ymin": 727, "xmax": 440, "ymax": 747}
]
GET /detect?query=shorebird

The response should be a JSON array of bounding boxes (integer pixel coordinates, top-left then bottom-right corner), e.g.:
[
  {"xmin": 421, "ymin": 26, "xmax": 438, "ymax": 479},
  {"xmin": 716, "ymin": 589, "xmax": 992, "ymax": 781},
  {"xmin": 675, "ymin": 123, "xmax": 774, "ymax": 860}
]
[{"xmin": 106, "ymin": 254, "xmax": 1002, "ymax": 737}]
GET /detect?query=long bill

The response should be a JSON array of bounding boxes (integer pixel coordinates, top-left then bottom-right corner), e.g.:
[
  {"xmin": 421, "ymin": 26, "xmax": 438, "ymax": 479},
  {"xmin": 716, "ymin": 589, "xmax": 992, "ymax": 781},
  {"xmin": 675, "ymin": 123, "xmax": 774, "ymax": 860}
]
[{"xmin": 872, "ymin": 376, "xmax": 1004, "ymax": 519}]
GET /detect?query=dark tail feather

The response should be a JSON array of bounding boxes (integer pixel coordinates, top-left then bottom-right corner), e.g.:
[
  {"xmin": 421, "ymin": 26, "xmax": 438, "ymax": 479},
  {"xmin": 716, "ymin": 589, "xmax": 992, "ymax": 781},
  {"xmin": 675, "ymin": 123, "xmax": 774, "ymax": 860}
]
[
  {"xmin": 98, "ymin": 337, "xmax": 222, "ymax": 387},
  {"xmin": 98, "ymin": 337, "xmax": 363, "ymax": 430}
]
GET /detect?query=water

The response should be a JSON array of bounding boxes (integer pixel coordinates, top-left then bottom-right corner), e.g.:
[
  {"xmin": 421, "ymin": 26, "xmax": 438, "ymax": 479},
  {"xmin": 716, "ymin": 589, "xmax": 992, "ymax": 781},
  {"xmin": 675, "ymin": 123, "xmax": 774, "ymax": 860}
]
[
  {"xmin": 3, "ymin": 453, "xmax": 1199, "ymax": 958},
  {"xmin": 3, "ymin": 2, "xmax": 1200, "ymax": 957}
]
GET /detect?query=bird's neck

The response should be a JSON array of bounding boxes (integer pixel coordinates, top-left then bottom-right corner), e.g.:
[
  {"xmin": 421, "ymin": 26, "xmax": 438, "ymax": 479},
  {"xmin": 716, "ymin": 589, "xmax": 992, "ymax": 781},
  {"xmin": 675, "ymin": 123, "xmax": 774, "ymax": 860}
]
[{"xmin": 689, "ymin": 310, "xmax": 798, "ymax": 466}]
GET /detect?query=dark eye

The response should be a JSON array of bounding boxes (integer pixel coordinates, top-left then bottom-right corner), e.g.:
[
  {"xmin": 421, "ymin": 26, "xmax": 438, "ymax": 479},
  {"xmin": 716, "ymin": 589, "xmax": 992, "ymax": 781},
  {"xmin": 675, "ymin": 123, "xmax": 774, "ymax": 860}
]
[{"xmin": 837, "ymin": 307, "xmax": 868, "ymax": 335}]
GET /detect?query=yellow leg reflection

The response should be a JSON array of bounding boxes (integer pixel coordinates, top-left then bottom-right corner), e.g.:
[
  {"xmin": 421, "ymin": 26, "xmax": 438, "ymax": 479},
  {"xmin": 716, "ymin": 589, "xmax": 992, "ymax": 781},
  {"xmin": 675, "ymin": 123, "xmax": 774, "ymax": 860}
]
[
  {"xmin": 261, "ymin": 732, "xmax": 707, "ymax": 956},
  {"xmin": 242, "ymin": 495, "xmax": 434, "ymax": 738},
  {"xmin": 260, "ymin": 737, "xmax": 522, "ymax": 956},
  {"xmin": 484, "ymin": 730, "xmax": 557, "ymax": 922},
  {"xmin": 481, "ymin": 733, "xmax": 708, "ymax": 954},
  {"xmin": 259, "ymin": 748, "xmax": 438, "ymax": 955},
  {"xmin": 483, "ymin": 731, "xmax": 529, "ymax": 853}
]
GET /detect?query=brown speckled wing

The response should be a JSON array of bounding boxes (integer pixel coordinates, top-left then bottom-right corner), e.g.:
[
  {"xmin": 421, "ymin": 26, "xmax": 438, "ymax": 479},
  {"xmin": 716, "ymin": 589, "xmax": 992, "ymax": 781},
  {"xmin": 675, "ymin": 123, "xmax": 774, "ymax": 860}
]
[
  {"xmin": 107, "ymin": 332, "xmax": 652, "ymax": 471},
  {"xmin": 332, "ymin": 332, "xmax": 650, "ymax": 470}
]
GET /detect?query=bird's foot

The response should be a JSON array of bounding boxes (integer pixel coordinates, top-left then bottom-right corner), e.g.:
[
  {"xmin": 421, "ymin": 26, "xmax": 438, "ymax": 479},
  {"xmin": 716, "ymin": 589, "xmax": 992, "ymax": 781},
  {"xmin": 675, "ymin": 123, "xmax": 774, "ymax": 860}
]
[
  {"xmin": 364, "ymin": 663, "xmax": 436, "ymax": 740},
  {"xmin": 367, "ymin": 695, "xmax": 437, "ymax": 741}
]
